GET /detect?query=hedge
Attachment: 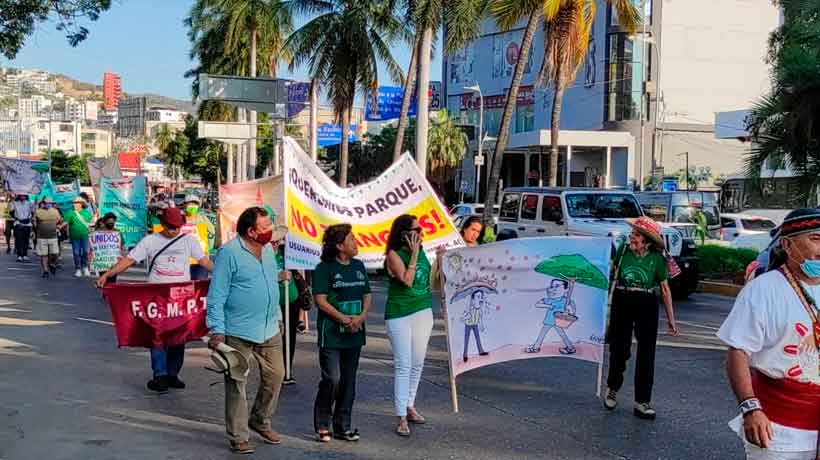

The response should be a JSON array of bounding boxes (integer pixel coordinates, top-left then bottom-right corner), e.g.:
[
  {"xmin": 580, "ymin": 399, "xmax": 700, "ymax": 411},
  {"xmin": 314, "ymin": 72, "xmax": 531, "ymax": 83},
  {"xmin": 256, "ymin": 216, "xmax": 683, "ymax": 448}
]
[{"xmin": 696, "ymin": 244, "xmax": 759, "ymax": 280}]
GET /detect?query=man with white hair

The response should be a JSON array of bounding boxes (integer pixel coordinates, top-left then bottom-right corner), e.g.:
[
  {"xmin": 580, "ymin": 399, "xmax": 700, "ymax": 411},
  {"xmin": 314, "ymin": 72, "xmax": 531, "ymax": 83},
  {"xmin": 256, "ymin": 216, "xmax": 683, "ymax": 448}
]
[{"xmin": 719, "ymin": 208, "xmax": 820, "ymax": 459}]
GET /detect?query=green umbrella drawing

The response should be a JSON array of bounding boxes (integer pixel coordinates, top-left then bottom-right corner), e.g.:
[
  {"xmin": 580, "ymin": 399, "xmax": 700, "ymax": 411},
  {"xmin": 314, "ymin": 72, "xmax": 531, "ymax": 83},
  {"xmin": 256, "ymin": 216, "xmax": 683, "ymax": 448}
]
[
  {"xmin": 534, "ymin": 254, "xmax": 609, "ymax": 307},
  {"xmin": 31, "ymin": 162, "xmax": 50, "ymax": 173}
]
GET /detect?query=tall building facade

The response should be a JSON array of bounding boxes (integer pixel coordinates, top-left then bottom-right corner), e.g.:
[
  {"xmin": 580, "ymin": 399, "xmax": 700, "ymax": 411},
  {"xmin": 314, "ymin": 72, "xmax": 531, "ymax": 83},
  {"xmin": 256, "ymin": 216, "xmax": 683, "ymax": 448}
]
[
  {"xmin": 442, "ymin": 0, "xmax": 780, "ymax": 194},
  {"xmin": 103, "ymin": 72, "xmax": 122, "ymax": 111}
]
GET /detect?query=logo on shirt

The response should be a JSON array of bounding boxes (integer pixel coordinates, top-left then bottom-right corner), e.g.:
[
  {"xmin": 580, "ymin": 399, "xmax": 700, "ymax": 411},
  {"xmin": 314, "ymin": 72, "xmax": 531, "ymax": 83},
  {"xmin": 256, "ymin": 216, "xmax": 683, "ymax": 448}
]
[
  {"xmin": 335, "ymin": 274, "xmax": 343, "ymax": 280},
  {"xmin": 356, "ymin": 271, "xmax": 365, "ymax": 281}
]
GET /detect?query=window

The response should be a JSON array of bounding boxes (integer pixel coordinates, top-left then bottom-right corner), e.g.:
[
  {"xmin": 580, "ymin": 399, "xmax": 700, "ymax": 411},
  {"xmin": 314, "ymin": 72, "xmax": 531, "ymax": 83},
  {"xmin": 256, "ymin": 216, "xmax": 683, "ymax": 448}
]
[
  {"xmin": 520, "ymin": 194, "xmax": 539, "ymax": 220},
  {"xmin": 565, "ymin": 193, "xmax": 642, "ymax": 218},
  {"xmin": 721, "ymin": 218, "xmax": 737, "ymax": 228},
  {"xmin": 499, "ymin": 193, "xmax": 521, "ymax": 222},
  {"xmin": 605, "ymin": 33, "xmax": 650, "ymax": 121},
  {"xmin": 514, "ymin": 105, "xmax": 534, "ymax": 133},
  {"xmin": 542, "ymin": 196, "xmax": 563, "ymax": 222},
  {"xmin": 484, "ymin": 108, "xmax": 503, "ymax": 137},
  {"xmin": 741, "ymin": 219, "xmax": 776, "ymax": 231}
]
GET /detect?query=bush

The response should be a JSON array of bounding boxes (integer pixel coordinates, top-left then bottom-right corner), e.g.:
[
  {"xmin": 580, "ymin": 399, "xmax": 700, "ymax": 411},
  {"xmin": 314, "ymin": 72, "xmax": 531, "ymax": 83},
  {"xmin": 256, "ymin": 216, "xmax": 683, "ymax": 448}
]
[{"xmin": 696, "ymin": 244, "xmax": 759, "ymax": 280}]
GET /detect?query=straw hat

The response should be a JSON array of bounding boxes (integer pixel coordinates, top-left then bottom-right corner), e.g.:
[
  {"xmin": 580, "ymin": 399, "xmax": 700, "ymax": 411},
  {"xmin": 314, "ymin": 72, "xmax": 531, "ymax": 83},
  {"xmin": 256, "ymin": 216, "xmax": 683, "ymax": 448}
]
[{"xmin": 626, "ymin": 216, "xmax": 665, "ymax": 250}]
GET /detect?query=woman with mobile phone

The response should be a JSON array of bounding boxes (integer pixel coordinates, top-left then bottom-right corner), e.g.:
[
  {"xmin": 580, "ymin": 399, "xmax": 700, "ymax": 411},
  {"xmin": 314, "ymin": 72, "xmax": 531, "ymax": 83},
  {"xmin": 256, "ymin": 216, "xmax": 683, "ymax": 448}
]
[{"xmin": 383, "ymin": 214, "xmax": 433, "ymax": 437}]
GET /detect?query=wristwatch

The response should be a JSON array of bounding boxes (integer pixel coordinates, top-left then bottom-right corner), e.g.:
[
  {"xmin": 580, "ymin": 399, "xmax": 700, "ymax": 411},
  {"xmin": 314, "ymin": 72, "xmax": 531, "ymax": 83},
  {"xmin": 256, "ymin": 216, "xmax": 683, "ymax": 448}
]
[{"xmin": 739, "ymin": 398, "xmax": 762, "ymax": 416}]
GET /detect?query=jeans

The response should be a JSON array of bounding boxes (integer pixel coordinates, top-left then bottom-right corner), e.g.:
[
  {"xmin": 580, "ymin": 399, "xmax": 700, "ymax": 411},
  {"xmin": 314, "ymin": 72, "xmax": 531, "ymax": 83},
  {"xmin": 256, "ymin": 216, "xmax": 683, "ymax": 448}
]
[
  {"xmin": 150, "ymin": 345, "xmax": 185, "ymax": 378},
  {"xmin": 313, "ymin": 347, "xmax": 361, "ymax": 433},
  {"xmin": 463, "ymin": 324, "xmax": 486, "ymax": 357},
  {"xmin": 13, "ymin": 225, "xmax": 30, "ymax": 257},
  {"xmin": 532, "ymin": 324, "xmax": 574, "ymax": 350},
  {"xmin": 606, "ymin": 290, "xmax": 659, "ymax": 403},
  {"xmin": 224, "ymin": 335, "xmax": 284, "ymax": 443},
  {"xmin": 385, "ymin": 308, "xmax": 434, "ymax": 417},
  {"xmin": 70, "ymin": 238, "xmax": 89, "ymax": 269}
]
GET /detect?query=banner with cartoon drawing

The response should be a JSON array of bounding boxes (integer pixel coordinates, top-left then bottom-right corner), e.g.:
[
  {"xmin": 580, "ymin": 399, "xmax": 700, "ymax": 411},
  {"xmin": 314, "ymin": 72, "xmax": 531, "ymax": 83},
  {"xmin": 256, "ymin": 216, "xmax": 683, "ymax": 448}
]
[{"xmin": 441, "ymin": 237, "xmax": 611, "ymax": 378}]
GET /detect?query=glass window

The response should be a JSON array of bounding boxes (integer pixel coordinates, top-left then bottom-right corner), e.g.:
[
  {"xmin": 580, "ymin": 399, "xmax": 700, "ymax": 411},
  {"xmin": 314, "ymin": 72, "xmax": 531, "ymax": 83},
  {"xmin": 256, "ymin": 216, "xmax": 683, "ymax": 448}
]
[
  {"xmin": 721, "ymin": 218, "xmax": 737, "ymax": 228},
  {"xmin": 671, "ymin": 206, "xmax": 719, "ymax": 226},
  {"xmin": 542, "ymin": 196, "xmax": 563, "ymax": 222},
  {"xmin": 741, "ymin": 219, "xmax": 776, "ymax": 231},
  {"xmin": 565, "ymin": 193, "xmax": 642, "ymax": 218},
  {"xmin": 605, "ymin": 32, "xmax": 650, "ymax": 121},
  {"xmin": 520, "ymin": 194, "xmax": 539, "ymax": 220},
  {"xmin": 499, "ymin": 193, "xmax": 521, "ymax": 222},
  {"xmin": 514, "ymin": 105, "xmax": 534, "ymax": 133},
  {"xmin": 484, "ymin": 108, "xmax": 503, "ymax": 137}
]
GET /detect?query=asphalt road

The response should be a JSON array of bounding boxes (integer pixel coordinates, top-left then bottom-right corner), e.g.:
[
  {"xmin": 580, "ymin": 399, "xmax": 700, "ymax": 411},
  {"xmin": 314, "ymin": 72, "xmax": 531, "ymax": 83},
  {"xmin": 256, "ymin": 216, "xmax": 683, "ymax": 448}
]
[{"xmin": 0, "ymin": 245, "xmax": 744, "ymax": 460}]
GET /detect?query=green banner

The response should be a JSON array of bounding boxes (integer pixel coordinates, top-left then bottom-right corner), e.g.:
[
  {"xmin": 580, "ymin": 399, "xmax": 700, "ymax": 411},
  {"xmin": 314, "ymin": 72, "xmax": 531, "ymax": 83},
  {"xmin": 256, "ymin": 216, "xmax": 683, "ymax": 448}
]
[{"xmin": 99, "ymin": 177, "xmax": 147, "ymax": 248}]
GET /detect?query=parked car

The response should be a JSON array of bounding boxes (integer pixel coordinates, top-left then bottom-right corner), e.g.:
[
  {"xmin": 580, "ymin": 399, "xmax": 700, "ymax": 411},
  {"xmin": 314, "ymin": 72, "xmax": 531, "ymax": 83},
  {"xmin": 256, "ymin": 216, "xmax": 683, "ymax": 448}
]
[
  {"xmin": 496, "ymin": 187, "xmax": 697, "ymax": 298},
  {"xmin": 720, "ymin": 213, "xmax": 777, "ymax": 242},
  {"xmin": 635, "ymin": 191, "xmax": 721, "ymax": 241},
  {"xmin": 450, "ymin": 203, "xmax": 499, "ymax": 226}
]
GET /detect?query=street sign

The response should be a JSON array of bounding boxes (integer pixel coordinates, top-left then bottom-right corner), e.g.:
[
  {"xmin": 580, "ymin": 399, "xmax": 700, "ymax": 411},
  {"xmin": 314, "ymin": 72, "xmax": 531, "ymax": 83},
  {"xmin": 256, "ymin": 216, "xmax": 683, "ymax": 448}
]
[
  {"xmin": 199, "ymin": 74, "xmax": 288, "ymax": 116},
  {"xmin": 474, "ymin": 154, "xmax": 485, "ymax": 166},
  {"xmin": 318, "ymin": 123, "xmax": 358, "ymax": 147},
  {"xmin": 197, "ymin": 121, "xmax": 256, "ymax": 144}
]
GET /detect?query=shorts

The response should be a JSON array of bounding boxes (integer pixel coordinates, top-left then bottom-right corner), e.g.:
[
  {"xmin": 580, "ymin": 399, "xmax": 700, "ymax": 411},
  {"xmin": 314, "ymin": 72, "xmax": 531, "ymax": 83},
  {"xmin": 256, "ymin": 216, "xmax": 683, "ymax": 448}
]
[{"xmin": 36, "ymin": 238, "xmax": 60, "ymax": 256}]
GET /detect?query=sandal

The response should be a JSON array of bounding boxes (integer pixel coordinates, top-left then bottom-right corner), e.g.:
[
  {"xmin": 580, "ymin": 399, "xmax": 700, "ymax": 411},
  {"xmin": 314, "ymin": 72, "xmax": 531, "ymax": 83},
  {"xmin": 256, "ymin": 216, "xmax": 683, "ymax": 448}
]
[
  {"xmin": 407, "ymin": 409, "xmax": 426, "ymax": 425},
  {"xmin": 396, "ymin": 422, "xmax": 410, "ymax": 437},
  {"xmin": 316, "ymin": 430, "xmax": 332, "ymax": 443}
]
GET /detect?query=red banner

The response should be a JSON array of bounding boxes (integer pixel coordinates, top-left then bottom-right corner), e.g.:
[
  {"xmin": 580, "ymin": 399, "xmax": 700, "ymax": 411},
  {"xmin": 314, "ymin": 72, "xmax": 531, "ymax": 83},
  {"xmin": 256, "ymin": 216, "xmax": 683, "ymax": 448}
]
[{"xmin": 102, "ymin": 280, "xmax": 210, "ymax": 348}]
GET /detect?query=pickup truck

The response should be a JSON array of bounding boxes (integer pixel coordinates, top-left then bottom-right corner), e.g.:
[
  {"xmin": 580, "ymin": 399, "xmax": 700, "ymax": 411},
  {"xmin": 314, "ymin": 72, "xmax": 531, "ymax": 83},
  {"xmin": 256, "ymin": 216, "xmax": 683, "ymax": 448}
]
[{"xmin": 495, "ymin": 187, "xmax": 698, "ymax": 298}]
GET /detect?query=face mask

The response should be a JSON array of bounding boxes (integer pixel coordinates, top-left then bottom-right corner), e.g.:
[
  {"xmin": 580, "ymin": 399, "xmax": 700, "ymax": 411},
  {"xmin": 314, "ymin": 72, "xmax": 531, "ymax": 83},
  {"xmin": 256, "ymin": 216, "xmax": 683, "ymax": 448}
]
[
  {"xmin": 186, "ymin": 205, "xmax": 199, "ymax": 215},
  {"xmin": 253, "ymin": 230, "xmax": 273, "ymax": 245},
  {"xmin": 105, "ymin": 222, "xmax": 116, "ymax": 230},
  {"xmin": 790, "ymin": 240, "xmax": 820, "ymax": 278}
]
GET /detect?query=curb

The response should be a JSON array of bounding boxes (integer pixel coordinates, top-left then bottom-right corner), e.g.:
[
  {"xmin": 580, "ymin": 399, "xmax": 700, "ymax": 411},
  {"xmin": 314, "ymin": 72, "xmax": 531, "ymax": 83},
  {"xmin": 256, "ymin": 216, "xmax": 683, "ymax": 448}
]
[{"xmin": 698, "ymin": 280, "xmax": 742, "ymax": 297}]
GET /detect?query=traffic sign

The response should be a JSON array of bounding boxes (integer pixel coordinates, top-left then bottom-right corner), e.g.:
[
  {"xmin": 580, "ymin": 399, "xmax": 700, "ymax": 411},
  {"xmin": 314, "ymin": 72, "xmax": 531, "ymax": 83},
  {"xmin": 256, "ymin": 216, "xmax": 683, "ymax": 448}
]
[
  {"xmin": 197, "ymin": 121, "xmax": 256, "ymax": 144},
  {"xmin": 199, "ymin": 74, "xmax": 288, "ymax": 116}
]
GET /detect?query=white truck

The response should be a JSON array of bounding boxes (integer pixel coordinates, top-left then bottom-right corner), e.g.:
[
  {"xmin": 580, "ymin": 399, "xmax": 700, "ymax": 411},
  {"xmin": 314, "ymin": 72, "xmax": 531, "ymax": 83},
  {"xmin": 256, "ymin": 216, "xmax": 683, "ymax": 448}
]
[{"xmin": 495, "ymin": 187, "xmax": 698, "ymax": 298}]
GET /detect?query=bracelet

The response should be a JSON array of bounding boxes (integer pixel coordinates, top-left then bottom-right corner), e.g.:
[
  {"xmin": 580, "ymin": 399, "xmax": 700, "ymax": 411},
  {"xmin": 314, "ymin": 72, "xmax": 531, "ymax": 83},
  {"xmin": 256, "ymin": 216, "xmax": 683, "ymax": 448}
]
[{"xmin": 739, "ymin": 398, "xmax": 762, "ymax": 416}]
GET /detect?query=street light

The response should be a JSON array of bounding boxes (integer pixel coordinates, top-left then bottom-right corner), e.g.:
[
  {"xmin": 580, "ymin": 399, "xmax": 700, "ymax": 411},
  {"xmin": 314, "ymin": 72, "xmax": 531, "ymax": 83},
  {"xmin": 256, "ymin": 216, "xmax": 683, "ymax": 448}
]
[{"xmin": 464, "ymin": 84, "xmax": 483, "ymax": 202}]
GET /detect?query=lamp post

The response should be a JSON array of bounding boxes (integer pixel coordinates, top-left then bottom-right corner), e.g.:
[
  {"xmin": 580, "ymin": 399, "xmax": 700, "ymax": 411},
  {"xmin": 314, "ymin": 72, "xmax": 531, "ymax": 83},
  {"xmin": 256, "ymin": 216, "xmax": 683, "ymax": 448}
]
[
  {"xmin": 679, "ymin": 151, "xmax": 689, "ymax": 190},
  {"xmin": 465, "ymin": 84, "xmax": 483, "ymax": 202}
]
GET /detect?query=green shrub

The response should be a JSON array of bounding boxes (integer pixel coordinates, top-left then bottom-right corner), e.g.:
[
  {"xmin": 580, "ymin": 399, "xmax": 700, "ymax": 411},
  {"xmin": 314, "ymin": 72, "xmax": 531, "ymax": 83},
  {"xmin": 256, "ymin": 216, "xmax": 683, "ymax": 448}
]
[{"xmin": 696, "ymin": 244, "xmax": 759, "ymax": 280}]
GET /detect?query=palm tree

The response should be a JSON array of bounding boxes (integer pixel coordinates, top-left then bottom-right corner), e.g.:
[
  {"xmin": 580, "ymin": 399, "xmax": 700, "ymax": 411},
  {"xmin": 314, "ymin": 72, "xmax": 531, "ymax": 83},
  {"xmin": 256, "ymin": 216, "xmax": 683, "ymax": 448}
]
[
  {"xmin": 428, "ymin": 109, "xmax": 468, "ymax": 192},
  {"xmin": 153, "ymin": 123, "xmax": 174, "ymax": 156},
  {"xmin": 286, "ymin": 0, "xmax": 407, "ymax": 186},
  {"xmin": 482, "ymin": 0, "xmax": 638, "ymax": 224},
  {"xmin": 393, "ymin": 31, "xmax": 419, "ymax": 163}
]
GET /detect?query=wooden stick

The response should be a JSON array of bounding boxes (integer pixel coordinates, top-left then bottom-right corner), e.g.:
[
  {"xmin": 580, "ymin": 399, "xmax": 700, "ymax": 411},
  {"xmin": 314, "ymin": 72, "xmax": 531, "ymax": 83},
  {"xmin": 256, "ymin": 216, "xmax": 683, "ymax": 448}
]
[{"xmin": 437, "ymin": 253, "xmax": 459, "ymax": 413}]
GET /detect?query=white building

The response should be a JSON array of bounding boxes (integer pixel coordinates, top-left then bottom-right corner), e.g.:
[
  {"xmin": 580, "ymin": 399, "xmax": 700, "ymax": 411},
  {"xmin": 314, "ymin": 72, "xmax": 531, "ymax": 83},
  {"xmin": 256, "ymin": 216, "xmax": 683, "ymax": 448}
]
[
  {"xmin": 17, "ymin": 96, "xmax": 52, "ymax": 119},
  {"xmin": 64, "ymin": 99, "xmax": 99, "ymax": 122},
  {"xmin": 81, "ymin": 128, "xmax": 114, "ymax": 158},
  {"xmin": 442, "ymin": 0, "xmax": 780, "ymax": 197}
]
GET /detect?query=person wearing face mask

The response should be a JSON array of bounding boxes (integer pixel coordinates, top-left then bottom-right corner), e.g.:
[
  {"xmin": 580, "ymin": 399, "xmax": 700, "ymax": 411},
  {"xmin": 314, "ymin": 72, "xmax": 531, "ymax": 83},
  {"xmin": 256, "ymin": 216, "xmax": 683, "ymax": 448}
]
[
  {"xmin": 206, "ymin": 206, "xmax": 290, "ymax": 454},
  {"xmin": 718, "ymin": 208, "xmax": 820, "ymax": 460},
  {"xmin": 181, "ymin": 194, "xmax": 214, "ymax": 280},
  {"xmin": 96, "ymin": 207, "xmax": 214, "ymax": 393}
]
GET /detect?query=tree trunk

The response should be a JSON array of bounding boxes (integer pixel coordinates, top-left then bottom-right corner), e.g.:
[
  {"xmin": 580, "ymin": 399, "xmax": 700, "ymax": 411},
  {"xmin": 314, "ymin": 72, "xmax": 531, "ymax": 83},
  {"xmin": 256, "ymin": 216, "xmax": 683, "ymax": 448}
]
[
  {"xmin": 394, "ymin": 36, "xmax": 420, "ymax": 163},
  {"xmin": 249, "ymin": 27, "xmax": 258, "ymax": 180},
  {"xmin": 269, "ymin": 52, "xmax": 278, "ymax": 79},
  {"xmin": 549, "ymin": 79, "xmax": 565, "ymax": 187},
  {"xmin": 482, "ymin": 11, "xmax": 541, "ymax": 225},
  {"xmin": 339, "ymin": 106, "xmax": 351, "ymax": 187},
  {"xmin": 415, "ymin": 26, "xmax": 434, "ymax": 174}
]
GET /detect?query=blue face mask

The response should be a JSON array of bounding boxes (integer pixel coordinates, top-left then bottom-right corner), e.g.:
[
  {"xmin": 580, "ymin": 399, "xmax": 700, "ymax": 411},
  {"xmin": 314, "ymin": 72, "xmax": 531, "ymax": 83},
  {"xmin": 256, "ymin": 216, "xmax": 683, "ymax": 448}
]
[{"xmin": 801, "ymin": 259, "xmax": 820, "ymax": 279}]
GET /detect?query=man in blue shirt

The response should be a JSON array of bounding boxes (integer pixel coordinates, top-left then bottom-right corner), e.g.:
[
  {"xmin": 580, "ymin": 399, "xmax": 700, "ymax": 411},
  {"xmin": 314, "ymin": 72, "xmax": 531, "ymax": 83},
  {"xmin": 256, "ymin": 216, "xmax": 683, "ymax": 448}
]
[
  {"xmin": 207, "ymin": 206, "xmax": 290, "ymax": 454},
  {"xmin": 526, "ymin": 278, "xmax": 577, "ymax": 355}
]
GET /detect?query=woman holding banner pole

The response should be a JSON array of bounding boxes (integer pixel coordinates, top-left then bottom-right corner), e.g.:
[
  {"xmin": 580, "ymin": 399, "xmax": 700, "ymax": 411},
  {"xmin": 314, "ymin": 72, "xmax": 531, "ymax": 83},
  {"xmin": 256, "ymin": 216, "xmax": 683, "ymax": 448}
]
[{"xmin": 384, "ymin": 214, "xmax": 434, "ymax": 437}]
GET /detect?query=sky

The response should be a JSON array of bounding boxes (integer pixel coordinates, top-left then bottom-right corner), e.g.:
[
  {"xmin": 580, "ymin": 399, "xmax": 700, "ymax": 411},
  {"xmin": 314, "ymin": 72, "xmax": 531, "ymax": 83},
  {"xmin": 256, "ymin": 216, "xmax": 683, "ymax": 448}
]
[{"xmin": 1, "ymin": 0, "xmax": 442, "ymax": 102}]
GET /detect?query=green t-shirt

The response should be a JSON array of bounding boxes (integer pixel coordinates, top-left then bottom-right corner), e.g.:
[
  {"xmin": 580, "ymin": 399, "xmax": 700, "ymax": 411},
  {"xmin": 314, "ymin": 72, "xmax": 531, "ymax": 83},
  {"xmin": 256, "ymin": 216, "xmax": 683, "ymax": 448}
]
[
  {"xmin": 385, "ymin": 248, "xmax": 432, "ymax": 320},
  {"xmin": 64, "ymin": 209, "xmax": 93, "ymax": 240},
  {"xmin": 275, "ymin": 251, "xmax": 299, "ymax": 306},
  {"xmin": 616, "ymin": 245, "xmax": 668, "ymax": 290},
  {"xmin": 313, "ymin": 258, "xmax": 371, "ymax": 348}
]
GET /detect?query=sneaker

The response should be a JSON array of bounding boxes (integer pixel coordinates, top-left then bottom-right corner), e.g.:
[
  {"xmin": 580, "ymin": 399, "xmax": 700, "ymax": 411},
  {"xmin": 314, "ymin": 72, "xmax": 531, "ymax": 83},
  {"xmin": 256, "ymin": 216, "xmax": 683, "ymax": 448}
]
[
  {"xmin": 16, "ymin": 256, "xmax": 22, "ymax": 262},
  {"xmin": 164, "ymin": 376, "xmax": 186, "ymax": 389},
  {"xmin": 282, "ymin": 377, "xmax": 296, "ymax": 386},
  {"xmin": 603, "ymin": 389, "xmax": 617, "ymax": 410},
  {"xmin": 22, "ymin": 256, "xmax": 29, "ymax": 262},
  {"xmin": 559, "ymin": 346, "xmax": 577, "ymax": 355},
  {"xmin": 146, "ymin": 378, "xmax": 169, "ymax": 393},
  {"xmin": 229, "ymin": 441, "xmax": 255, "ymax": 454},
  {"xmin": 296, "ymin": 320, "xmax": 307, "ymax": 333},
  {"xmin": 82, "ymin": 267, "xmax": 91, "ymax": 277},
  {"xmin": 41, "ymin": 271, "xmax": 49, "ymax": 279},
  {"xmin": 633, "ymin": 402, "xmax": 657, "ymax": 420},
  {"xmin": 334, "ymin": 429, "xmax": 360, "ymax": 442},
  {"xmin": 74, "ymin": 269, "xmax": 82, "ymax": 277}
]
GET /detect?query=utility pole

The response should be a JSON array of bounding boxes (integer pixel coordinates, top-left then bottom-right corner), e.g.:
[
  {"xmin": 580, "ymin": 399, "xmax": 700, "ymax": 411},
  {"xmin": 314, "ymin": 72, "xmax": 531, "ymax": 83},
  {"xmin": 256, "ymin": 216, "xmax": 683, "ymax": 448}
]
[{"xmin": 309, "ymin": 79, "xmax": 318, "ymax": 162}]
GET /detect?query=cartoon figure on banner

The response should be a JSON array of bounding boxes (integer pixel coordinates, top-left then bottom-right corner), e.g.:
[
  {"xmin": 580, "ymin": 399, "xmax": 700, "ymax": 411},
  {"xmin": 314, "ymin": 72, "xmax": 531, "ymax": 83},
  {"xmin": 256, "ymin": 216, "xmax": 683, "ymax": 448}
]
[
  {"xmin": 450, "ymin": 274, "xmax": 498, "ymax": 362},
  {"xmin": 527, "ymin": 254, "xmax": 609, "ymax": 356}
]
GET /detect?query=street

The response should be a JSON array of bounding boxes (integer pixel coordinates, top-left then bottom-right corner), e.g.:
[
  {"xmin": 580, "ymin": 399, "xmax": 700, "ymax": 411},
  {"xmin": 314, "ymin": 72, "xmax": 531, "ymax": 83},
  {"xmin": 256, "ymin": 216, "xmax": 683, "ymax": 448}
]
[{"xmin": 0, "ymin": 246, "xmax": 742, "ymax": 460}]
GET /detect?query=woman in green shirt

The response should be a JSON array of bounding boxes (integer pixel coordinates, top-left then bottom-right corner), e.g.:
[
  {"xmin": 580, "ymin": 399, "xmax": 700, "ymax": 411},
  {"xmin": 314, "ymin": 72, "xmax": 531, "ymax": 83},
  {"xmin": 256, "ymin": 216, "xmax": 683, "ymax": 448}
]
[
  {"xmin": 604, "ymin": 216, "xmax": 679, "ymax": 420},
  {"xmin": 313, "ymin": 223, "xmax": 371, "ymax": 443},
  {"xmin": 63, "ymin": 197, "xmax": 94, "ymax": 277},
  {"xmin": 384, "ymin": 214, "xmax": 433, "ymax": 437}
]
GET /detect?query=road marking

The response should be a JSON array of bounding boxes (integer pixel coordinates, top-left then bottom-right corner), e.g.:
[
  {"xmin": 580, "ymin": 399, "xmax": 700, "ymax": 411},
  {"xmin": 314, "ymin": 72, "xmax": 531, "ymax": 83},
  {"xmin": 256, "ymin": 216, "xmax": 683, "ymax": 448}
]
[
  {"xmin": 0, "ymin": 299, "xmax": 16, "ymax": 306},
  {"xmin": 7, "ymin": 267, "xmax": 35, "ymax": 271},
  {"xmin": 0, "ymin": 307, "xmax": 28, "ymax": 313},
  {"xmin": 75, "ymin": 317, "xmax": 114, "ymax": 326},
  {"xmin": 677, "ymin": 320, "xmax": 720, "ymax": 331},
  {"xmin": 655, "ymin": 340, "xmax": 727, "ymax": 351}
]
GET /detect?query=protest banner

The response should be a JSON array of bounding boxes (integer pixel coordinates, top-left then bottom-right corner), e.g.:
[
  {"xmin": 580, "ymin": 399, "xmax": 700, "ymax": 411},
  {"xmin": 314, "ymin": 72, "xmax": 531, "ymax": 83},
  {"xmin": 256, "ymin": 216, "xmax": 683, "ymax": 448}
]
[
  {"xmin": 89, "ymin": 230, "xmax": 121, "ymax": 273},
  {"xmin": 0, "ymin": 158, "xmax": 49, "ymax": 194},
  {"xmin": 217, "ymin": 176, "xmax": 284, "ymax": 245},
  {"xmin": 283, "ymin": 137, "xmax": 463, "ymax": 270},
  {"xmin": 99, "ymin": 176, "xmax": 147, "ymax": 248},
  {"xmin": 440, "ymin": 237, "xmax": 611, "ymax": 411},
  {"xmin": 103, "ymin": 280, "xmax": 210, "ymax": 348},
  {"xmin": 86, "ymin": 157, "xmax": 122, "ymax": 188},
  {"xmin": 33, "ymin": 177, "xmax": 80, "ymax": 213}
]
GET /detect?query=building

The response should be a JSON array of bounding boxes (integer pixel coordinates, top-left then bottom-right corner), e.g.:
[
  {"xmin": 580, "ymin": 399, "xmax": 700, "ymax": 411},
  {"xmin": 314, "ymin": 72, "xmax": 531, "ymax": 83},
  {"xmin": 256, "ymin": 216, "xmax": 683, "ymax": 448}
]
[
  {"xmin": 144, "ymin": 107, "xmax": 188, "ymax": 140},
  {"xmin": 117, "ymin": 96, "xmax": 151, "ymax": 138},
  {"xmin": 96, "ymin": 109, "xmax": 118, "ymax": 130},
  {"xmin": 442, "ymin": 0, "xmax": 780, "ymax": 197},
  {"xmin": 0, "ymin": 119, "xmax": 82, "ymax": 156},
  {"xmin": 64, "ymin": 99, "xmax": 99, "ymax": 122},
  {"xmin": 103, "ymin": 72, "xmax": 122, "ymax": 111},
  {"xmin": 17, "ymin": 96, "xmax": 52, "ymax": 119},
  {"xmin": 5, "ymin": 69, "xmax": 56, "ymax": 95},
  {"xmin": 81, "ymin": 128, "xmax": 114, "ymax": 158}
]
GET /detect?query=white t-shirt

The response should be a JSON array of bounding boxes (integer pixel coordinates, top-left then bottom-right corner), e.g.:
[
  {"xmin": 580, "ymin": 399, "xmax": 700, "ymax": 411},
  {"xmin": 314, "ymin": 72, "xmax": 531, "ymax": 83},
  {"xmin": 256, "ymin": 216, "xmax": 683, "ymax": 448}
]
[
  {"xmin": 128, "ymin": 233, "xmax": 205, "ymax": 283},
  {"xmin": 717, "ymin": 270, "xmax": 820, "ymax": 452}
]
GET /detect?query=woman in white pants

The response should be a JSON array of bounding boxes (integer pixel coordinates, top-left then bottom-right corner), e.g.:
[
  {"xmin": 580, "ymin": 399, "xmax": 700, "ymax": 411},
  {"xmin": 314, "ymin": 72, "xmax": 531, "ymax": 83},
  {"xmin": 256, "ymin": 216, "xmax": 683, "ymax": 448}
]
[{"xmin": 384, "ymin": 214, "xmax": 434, "ymax": 437}]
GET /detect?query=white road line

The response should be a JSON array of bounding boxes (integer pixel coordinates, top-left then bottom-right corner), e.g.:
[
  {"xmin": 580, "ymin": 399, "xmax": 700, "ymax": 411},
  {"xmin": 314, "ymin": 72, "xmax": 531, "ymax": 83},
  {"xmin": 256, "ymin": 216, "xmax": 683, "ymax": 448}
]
[
  {"xmin": 75, "ymin": 317, "xmax": 114, "ymax": 326},
  {"xmin": 677, "ymin": 320, "xmax": 720, "ymax": 331},
  {"xmin": 0, "ymin": 307, "xmax": 28, "ymax": 313},
  {"xmin": 655, "ymin": 340, "xmax": 727, "ymax": 351}
]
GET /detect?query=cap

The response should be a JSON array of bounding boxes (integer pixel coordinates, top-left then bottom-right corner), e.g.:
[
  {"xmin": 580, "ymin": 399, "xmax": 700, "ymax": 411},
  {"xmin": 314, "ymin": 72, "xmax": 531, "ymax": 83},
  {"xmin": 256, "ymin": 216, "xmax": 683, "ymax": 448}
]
[{"xmin": 159, "ymin": 207, "xmax": 186, "ymax": 228}]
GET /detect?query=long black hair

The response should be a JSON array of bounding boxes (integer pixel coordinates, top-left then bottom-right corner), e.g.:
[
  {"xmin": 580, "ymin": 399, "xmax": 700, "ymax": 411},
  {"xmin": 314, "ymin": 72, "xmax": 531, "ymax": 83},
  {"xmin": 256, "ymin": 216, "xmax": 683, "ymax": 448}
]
[
  {"xmin": 321, "ymin": 223, "xmax": 352, "ymax": 263},
  {"xmin": 460, "ymin": 216, "xmax": 486, "ymax": 244},
  {"xmin": 385, "ymin": 214, "xmax": 417, "ymax": 255}
]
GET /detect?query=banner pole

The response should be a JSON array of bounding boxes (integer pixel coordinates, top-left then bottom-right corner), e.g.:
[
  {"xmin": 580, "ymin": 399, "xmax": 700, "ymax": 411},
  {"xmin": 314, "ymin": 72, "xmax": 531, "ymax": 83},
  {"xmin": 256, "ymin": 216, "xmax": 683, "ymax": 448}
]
[
  {"xmin": 282, "ymin": 139, "xmax": 292, "ymax": 381},
  {"xmin": 599, "ymin": 249, "xmax": 622, "ymax": 399},
  {"xmin": 437, "ymin": 253, "xmax": 459, "ymax": 413}
]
